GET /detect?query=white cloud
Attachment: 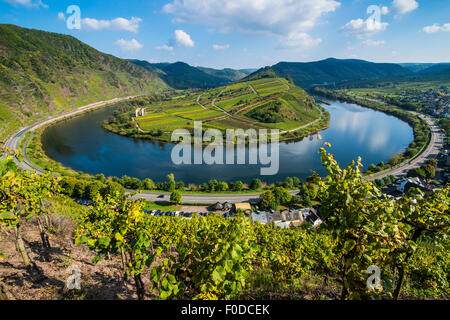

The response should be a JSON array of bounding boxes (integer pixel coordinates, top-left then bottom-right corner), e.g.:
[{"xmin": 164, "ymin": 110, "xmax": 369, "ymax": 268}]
[
  {"xmin": 115, "ymin": 39, "xmax": 143, "ymax": 52},
  {"xmin": 381, "ymin": 6, "xmax": 390, "ymax": 15},
  {"xmin": 280, "ymin": 32, "xmax": 322, "ymax": 49},
  {"xmin": 213, "ymin": 44, "xmax": 230, "ymax": 50},
  {"xmin": 363, "ymin": 39, "xmax": 385, "ymax": 46},
  {"xmin": 392, "ymin": 0, "xmax": 419, "ymax": 14},
  {"xmin": 4, "ymin": 0, "xmax": 47, "ymax": 8},
  {"xmin": 57, "ymin": 12, "xmax": 65, "ymax": 21},
  {"xmin": 423, "ymin": 23, "xmax": 450, "ymax": 34},
  {"xmin": 342, "ymin": 18, "xmax": 388, "ymax": 37},
  {"xmin": 163, "ymin": 0, "xmax": 340, "ymax": 49},
  {"xmin": 82, "ymin": 17, "xmax": 142, "ymax": 33},
  {"xmin": 172, "ymin": 30, "xmax": 194, "ymax": 47},
  {"xmin": 156, "ymin": 44, "xmax": 174, "ymax": 51}
]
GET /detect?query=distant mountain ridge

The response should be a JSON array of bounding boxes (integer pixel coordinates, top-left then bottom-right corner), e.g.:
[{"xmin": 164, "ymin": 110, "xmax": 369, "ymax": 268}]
[
  {"xmin": 400, "ymin": 63, "xmax": 450, "ymax": 74},
  {"xmin": 129, "ymin": 60, "xmax": 252, "ymax": 90},
  {"xmin": 245, "ymin": 58, "xmax": 412, "ymax": 88}
]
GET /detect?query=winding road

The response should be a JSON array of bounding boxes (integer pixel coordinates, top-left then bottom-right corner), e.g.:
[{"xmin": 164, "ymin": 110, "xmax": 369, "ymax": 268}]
[
  {"xmin": 346, "ymin": 94, "xmax": 445, "ymax": 181},
  {"xmin": 3, "ymin": 96, "xmax": 137, "ymax": 172},
  {"xmin": 367, "ymin": 114, "xmax": 444, "ymax": 181}
]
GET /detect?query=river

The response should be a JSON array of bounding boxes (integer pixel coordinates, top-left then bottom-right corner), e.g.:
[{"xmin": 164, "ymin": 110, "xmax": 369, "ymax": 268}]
[{"xmin": 41, "ymin": 100, "xmax": 414, "ymax": 184}]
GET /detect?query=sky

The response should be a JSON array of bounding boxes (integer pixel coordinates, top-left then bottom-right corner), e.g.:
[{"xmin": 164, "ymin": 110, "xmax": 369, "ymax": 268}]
[{"xmin": 0, "ymin": 0, "xmax": 449, "ymax": 69}]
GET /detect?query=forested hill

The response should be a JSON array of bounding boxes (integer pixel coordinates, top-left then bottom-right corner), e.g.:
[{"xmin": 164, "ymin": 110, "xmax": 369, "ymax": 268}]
[
  {"xmin": 130, "ymin": 60, "xmax": 229, "ymax": 89},
  {"xmin": 0, "ymin": 24, "xmax": 168, "ymax": 140},
  {"xmin": 129, "ymin": 60, "xmax": 251, "ymax": 90},
  {"xmin": 245, "ymin": 58, "xmax": 411, "ymax": 89}
]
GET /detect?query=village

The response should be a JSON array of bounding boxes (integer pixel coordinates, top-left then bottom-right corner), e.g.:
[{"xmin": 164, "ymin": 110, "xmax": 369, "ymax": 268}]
[
  {"xmin": 144, "ymin": 201, "xmax": 323, "ymax": 230},
  {"xmin": 396, "ymin": 88, "xmax": 450, "ymax": 118}
]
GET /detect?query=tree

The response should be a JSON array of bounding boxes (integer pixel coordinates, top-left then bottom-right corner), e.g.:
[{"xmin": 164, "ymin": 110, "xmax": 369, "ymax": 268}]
[
  {"xmin": 73, "ymin": 180, "xmax": 88, "ymax": 199},
  {"xmin": 407, "ymin": 168, "xmax": 426, "ymax": 178},
  {"xmin": 102, "ymin": 180, "xmax": 125, "ymax": 199},
  {"xmin": 85, "ymin": 181, "xmax": 104, "ymax": 201},
  {"xmin": 284, "ymin": 177, "xmax": 294, "ymax": 189},
  {"xmin": 120, "ymin": 175, "xmax": 141, "ymax": 190},
  {"xmin": 170, "ymin": 191, "xmax": 183, "ymax": 205},
  {"xmin": 302, "ymin": 195, "xmax": 313, "ymax": 208},
  {"xmin": 95, "ymin": 174, "xmax": 106, "ymax": 183},
  {"xmin": 218, "ymin": 182, "xmax": 229, "ymax": 192},
  {"xmin": 142, "ymin": 178, "xmax": 155, "ymax": 190},
  {"xmin": 273, "ymin": 187, "xmax": 292, "ymax": 205},
  {"xmin": 60, "ymin": 177, "xmax": 77, "ymax": 197},
  {"xmin": 250, "ymin": 178, "xmax": 263, "ymax": 190},
  {"xmin": 176, "ymin": 181, "xmax": 185, "ymax": 190},
  {"xmin": 259, "ymin": 190, "xmax": 276, "ymax": 210},
  {"xmin": 422, "ymin": 164, "xmax": 436, "ymax": 178},
  {"xmin": 291, "ymin": 195, "xmax": 302, "ymax": 204},
  {"xmin": 292, "ymin": 177, "xmax": 301, "ymax": 188},
  {"xmin": 167, "ymin": 173, "xmax": 176, "ymax": 192},
  {"xmin": 232, "ymin": 181, "xmax": 244, "ymax": 192}
]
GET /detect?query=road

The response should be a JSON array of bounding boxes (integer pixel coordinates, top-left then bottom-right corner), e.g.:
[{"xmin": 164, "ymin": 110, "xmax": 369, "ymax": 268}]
[
  {"xmin": 368, "ymin": 114, "xmax": 444, "ymax": 181},
  {"xmin": 3, "ymin": 96, "xmax": 136, "ymax": 171},
  {"xmin": 129, "ymin": 190, "xmax": 300, "ymax": 205},
  {"xmin": 3, "ymin": 93, "xmax": 444, "ymax": 204},
  {"xmin": 346, "ymin": 95, "xmax": 445, "ymax": 181}
]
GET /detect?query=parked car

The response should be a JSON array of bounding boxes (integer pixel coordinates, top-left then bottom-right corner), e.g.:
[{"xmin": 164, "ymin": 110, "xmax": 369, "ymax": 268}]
[{"xmin": 76, "ymin": 199, "xmax": 94, "ymax": 206}]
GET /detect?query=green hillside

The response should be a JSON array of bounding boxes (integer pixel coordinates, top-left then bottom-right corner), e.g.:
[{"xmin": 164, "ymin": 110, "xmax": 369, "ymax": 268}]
[
  {"xmin": 104, "ymin": 77, "xmax": 327, "ymax": 143},
  {"xmin": 0, "ymin": 24, "xmax": 168, "ymax": 141},
  {"xmin": 247, "ymin": 58, "xmax": 411, "ymax": 89}
]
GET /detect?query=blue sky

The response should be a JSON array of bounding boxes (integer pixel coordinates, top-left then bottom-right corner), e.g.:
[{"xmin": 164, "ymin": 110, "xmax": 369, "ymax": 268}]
[{"xmin": 0, "ymin": 0, "xmax": 449, "ymax": 69}]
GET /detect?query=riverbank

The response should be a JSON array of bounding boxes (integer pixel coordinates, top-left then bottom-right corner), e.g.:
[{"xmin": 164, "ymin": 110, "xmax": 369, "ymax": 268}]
[
  {"xmin": 102, "ymin": 104, "xmax": 330, "ymax": 146},
  {"xmin": 3, "ymin": 96, "xmax": 137, "ymax": 174},
  {"xmin": 10, "ymin": 95, "xmax": 432, "ymax": 200},
  {"xmin": 313, "ymin": 88, "xmax": 433, "ymax": 177}
]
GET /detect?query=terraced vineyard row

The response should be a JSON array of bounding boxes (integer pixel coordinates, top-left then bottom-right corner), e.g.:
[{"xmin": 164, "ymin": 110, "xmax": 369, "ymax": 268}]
[{"xmin": 102, "ymin": 77, "xmax": 327, "ymax": 142}]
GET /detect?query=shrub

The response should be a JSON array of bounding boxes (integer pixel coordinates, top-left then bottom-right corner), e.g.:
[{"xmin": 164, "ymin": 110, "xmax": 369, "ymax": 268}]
[
  {"xmin": 60, "ymin": 177, "xmax": 77, "ymax": 197},
  {"xmin": 85, "ymin": 181, "xmax": 104, "ymax": 201},
  {"xmin": 102, "ymin": 180, "xmax": 125, "ymax": 199},
  {"xmin": 170, "ymin": 191, "xmax": 183, "ymax": 204}
]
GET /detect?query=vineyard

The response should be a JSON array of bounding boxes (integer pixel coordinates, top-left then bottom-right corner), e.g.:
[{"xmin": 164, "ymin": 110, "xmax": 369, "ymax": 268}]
[
  {"xmin": 103, "ymin": 77, "xmax": 325, "ymax": 143},
  {"xmin": 0, "ymin": 146, "xmax": 448, "ymax": 300}
]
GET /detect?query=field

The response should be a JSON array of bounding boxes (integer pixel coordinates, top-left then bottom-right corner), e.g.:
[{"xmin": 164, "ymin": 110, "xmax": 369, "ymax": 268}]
[{"xmin": 125, "ymin": 77, "xmax": 323, "ymax": 141}]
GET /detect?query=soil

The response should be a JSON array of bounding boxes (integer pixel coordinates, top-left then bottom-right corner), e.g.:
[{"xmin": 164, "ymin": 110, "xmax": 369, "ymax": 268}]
[{"xmin": 0, "ymin": 215, "xmax": 154, "ymax": 300}]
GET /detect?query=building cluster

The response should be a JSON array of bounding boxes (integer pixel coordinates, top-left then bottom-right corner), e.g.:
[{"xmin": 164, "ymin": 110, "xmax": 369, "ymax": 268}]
[
  {"xmin": 381, "ymin": 177, "xmax": 436, "ymax": 199},
  {"xmin": 251, "ymin": 208, "xmax": 322, "ymax": 229},
  {"xmin": 397, "ymin": 89, "xmax": 450, "ymax": 118},
  {"xmin": 212, "ymin": 202, "xmax": 323, "ymax": 229}
]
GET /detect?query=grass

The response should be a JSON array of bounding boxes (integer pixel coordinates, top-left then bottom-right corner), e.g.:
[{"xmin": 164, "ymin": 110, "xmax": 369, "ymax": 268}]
[{"xmin": 144, "ymin": 201, "xmax": 181, "ymax": 211}]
